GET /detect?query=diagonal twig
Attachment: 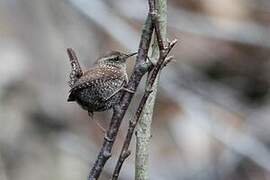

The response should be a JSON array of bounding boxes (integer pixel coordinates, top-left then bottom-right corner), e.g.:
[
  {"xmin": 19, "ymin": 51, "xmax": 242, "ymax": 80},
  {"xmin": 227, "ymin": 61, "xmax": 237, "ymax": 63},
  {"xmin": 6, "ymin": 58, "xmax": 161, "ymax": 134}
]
[{"xmin": 112, "ymin": 39, "xmax": 176, "ymax": 180}]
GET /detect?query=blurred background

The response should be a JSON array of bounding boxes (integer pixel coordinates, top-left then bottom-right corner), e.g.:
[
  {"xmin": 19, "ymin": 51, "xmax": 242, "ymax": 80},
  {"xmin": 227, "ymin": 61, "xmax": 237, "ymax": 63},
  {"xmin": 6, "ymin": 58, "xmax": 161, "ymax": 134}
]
[{"xmin": 0, "ymin": 0, "xmax": 270, "ymax": 179}]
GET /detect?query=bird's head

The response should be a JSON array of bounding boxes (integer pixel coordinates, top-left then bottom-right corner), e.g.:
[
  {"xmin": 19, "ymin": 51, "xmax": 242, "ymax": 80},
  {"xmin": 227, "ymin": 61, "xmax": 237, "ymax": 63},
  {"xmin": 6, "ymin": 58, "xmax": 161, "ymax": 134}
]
[{"xmin": 96, "ymin": 51, "xmax": 137, "ymax": 67}]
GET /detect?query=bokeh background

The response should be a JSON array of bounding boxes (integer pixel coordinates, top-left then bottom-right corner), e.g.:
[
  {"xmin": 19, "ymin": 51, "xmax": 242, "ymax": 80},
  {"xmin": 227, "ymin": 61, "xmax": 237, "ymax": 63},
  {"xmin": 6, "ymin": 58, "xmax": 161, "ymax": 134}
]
[{"xmin": 1, "ymin": 0, "xmax": 270, "ymax": 179}]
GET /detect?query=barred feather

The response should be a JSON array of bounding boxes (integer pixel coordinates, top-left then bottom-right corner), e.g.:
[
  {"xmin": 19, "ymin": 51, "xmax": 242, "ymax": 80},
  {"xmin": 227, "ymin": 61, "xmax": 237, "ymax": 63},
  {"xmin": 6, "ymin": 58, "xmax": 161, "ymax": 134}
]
[{"xmin": 67, "ymin": 48, "xmax": 83, "ymax": 87}]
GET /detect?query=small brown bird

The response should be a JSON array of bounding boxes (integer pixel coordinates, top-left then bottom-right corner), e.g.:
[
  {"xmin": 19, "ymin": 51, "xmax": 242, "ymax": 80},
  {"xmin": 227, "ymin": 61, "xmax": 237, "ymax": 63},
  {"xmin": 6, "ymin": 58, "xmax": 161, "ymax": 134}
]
[{"xmin": 66, "ymin": 48, "xmax": 136, "ymax": 119}]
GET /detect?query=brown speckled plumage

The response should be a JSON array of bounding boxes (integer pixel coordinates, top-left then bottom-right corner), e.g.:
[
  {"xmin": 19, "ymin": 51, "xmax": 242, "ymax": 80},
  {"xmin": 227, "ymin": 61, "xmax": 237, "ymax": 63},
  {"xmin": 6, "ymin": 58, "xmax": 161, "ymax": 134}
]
[{"xmin": 67, "ymin": 49, "xmax": 136, "ymax": 115}]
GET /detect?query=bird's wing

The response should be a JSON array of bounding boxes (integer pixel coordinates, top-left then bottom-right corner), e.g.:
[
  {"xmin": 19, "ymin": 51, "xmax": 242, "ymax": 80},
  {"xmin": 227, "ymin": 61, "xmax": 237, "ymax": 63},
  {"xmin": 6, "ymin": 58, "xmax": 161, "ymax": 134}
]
[{"xmin": 69, "ymin": 67, "xmax": 126, "ymax": 101}]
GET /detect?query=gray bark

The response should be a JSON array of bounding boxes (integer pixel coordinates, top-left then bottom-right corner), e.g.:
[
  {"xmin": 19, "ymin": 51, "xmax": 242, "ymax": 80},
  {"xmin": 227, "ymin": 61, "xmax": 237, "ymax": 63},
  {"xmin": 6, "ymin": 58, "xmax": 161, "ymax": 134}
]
[{"xmin": 135, "ymin": 0, "xmax": 167, "ymax": 179}]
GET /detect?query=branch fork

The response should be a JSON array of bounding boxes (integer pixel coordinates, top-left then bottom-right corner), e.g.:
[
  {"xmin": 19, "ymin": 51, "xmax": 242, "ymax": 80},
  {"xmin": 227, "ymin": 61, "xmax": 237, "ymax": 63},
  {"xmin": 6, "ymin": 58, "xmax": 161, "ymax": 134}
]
[{"xmin": 111, "ymin": 2, "xmax": 177, "ymax": 178}]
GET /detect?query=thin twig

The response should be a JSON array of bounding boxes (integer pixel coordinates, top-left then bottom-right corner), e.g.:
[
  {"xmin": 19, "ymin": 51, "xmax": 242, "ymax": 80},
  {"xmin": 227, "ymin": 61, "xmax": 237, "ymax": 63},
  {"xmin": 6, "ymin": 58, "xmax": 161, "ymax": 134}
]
[
  {"xmin": 88, "ymin": 14, "xmax": 154, "ymax": 180},
  {"xmin": 111, "ymin": 1, "xmax": 177, "ymax": 176},
  {"xmin": 149, "ymin": 0, "xmax": 165, "ymax": 51}
]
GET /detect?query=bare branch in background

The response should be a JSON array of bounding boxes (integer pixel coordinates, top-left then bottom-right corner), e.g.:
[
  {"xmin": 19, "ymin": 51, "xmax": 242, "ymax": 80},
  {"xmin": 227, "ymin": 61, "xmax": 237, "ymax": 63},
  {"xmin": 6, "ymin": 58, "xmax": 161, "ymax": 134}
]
[
  {"xmin": 68, "ymin": 0, "xmax": 140, "ymax": 51},
  {"xmin": 162, "ymin": 71, "xmax": 270, "ymax": 173},
  {"xmin": 114, "ymin": 0, "xmax": 270, "ymax": 48}
]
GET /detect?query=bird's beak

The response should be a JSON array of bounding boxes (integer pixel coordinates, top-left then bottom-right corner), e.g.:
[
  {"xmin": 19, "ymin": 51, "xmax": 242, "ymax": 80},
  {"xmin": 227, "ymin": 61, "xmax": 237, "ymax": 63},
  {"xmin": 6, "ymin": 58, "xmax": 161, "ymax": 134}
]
[{"xmin": 125, "ymin": 52, "xmax": 137, "ymax": 59}]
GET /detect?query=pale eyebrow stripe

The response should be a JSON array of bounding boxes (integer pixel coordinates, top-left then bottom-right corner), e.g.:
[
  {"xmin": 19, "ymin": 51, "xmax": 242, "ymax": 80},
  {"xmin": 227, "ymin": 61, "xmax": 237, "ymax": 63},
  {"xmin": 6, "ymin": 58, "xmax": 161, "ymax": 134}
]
[{"xmin": 101, "ymin": 55, "xmax": 117, "ymax": 61}]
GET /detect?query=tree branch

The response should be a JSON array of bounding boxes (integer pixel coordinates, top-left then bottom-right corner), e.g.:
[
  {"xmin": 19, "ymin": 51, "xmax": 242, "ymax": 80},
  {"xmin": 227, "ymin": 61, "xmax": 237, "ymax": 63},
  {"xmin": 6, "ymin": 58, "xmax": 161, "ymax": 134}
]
[
  {"xmin": 111, "ymin": 0, "xmax": 177, "ymax": 177},
  {"xmin": 88, "ymin": 14, "xmax": 154, "ymax": 180},
  {"xmin": 135, "ymin": 0, "xmax": 167, "ymax": 179}
]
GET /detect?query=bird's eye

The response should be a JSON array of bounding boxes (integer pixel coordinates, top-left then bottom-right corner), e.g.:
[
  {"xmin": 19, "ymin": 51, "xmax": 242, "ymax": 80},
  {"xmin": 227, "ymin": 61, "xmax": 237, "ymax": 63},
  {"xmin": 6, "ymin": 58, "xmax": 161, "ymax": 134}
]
[{"xmin": 114, "ymin": 57, "xmax": 120, "ymax": 61}]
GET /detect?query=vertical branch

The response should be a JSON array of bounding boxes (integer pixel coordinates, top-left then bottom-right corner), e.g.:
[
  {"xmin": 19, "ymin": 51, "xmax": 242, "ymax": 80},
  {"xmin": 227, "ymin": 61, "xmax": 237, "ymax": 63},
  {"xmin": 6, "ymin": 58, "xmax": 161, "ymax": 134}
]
[
  {"xmin": 112, "ymin": 0, "xmax": 177, "ymax": 178},
  {"xmin": 135, "ymin": 0, "xmax": 167, "ymax": 179},
  {"xmin": 135, "ymin": 1, "xmax": 166, "ymax": 178}
]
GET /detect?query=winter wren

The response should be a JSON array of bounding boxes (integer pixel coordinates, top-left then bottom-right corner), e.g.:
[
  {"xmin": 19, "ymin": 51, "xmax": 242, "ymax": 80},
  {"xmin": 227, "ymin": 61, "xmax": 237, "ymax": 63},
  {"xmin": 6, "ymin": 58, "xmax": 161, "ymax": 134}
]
[{"xmin": 66, "ymin": 48, "xmax": 136, "ymax": 117}]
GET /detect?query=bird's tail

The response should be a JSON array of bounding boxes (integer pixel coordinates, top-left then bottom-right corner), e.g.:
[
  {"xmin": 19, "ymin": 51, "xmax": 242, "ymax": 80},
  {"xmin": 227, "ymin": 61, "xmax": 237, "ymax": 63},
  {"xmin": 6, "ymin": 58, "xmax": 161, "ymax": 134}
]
[{"xmin": 66, "ymin": 48, "xmax": 83, "ymax": 87}]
